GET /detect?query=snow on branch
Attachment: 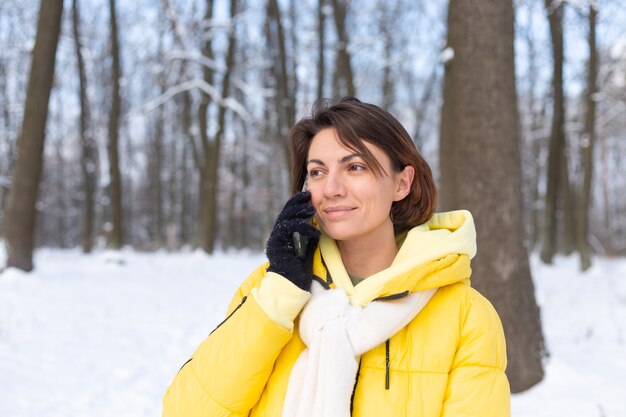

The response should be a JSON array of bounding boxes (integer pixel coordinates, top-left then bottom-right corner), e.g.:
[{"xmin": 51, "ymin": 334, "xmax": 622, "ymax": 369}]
[
  {"xmin": 143, "ymin": 78, "xmax": 253, "ymax": 123},
  {"xmin": 441, "ymin": 47, "xmax": 454, "ymax": 65},
  {"xmin": 165, "ymin": 50, "xmax": 223, "ymax": 73}
]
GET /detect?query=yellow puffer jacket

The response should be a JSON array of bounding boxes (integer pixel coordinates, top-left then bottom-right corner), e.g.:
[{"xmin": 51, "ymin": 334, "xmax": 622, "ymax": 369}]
[{"xmin": 163, "ymin": 210, "xmax": 510, "ymax": 417}]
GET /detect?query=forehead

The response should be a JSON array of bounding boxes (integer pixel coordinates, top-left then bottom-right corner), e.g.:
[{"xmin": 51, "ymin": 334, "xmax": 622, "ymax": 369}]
[{"xmin": 308, "ymin": 128, "xmax": 388, "ymax": 162}]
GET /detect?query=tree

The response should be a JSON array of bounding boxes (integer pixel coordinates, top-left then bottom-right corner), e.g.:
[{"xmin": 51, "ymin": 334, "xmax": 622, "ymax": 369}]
[
  {"xmin": 540, "ymin": 0, "xmax": 569, "ymax": 263},
  {"xmin": 72, "ymin": 0, "xmax": 98, "ymax": 253},
  {"xmin": 266, "ymin": 0, "xmax": 296, "ymax": 173},
  {"xmin": 378, "ymin": 0, "xmax": 400, "ymax": 111},
  {"xmin": 107, "ymin": 0, "xmax": 123, "ymax": 249},
  {"xmin": 203, "ymin": 0, "xmax": 238, "ymax": 253},
  {"xmin": 4, "ymin": 0, "xmax": 63, "ymax": 271},
  {"xmin": 330, "ymin": 0, "xmax": 355, "ymax": 97},
  {"xmin": 316, "ymin": 0, "xmax": 326, "ymax": 101},
  {"xmin": 439, "ymin": 0, "xmax": 545, "ymax": 392},
  {"xmin": 577, "ymin": 3, "xmax": 598, "ymax": 271}
]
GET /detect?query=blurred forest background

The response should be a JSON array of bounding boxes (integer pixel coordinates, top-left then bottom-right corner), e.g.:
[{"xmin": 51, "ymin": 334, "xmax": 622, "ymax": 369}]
[
  {"xmin": 0, "ymin": 0, "xmax": 625, "ymax": 259},
  {"xmin": 0, "ymin": 0, "xmax": 626, "ymax": 392}
]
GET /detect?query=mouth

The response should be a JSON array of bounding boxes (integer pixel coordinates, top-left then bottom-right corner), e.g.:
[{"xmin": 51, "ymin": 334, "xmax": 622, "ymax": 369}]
[{"xmin": 322, "ymin": 206, "xmax": 356, "ymax": 219}]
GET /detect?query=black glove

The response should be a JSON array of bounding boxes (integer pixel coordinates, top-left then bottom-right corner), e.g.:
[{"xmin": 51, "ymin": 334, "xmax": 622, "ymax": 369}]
[{"xmin": 266, "ymin": 191, "xmax": 321, "ymax": 291}]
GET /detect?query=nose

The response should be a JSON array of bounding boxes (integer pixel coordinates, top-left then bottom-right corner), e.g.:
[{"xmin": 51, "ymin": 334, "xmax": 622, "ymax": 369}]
[{"xmin": 323, "ymin": 170, "xmax": 346, "ymax": 198}]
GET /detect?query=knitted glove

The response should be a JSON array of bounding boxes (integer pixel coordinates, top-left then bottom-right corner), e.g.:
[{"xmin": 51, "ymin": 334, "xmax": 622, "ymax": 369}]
[{"xmin": 266, "ymin": 191, "xmax": 321, "ymax": 291}]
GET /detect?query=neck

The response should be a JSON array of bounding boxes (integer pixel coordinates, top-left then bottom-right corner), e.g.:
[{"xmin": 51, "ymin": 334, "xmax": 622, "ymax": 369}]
[{"xmin": 337, "ymin": 221, "xmax": 398, "ymax": 278}]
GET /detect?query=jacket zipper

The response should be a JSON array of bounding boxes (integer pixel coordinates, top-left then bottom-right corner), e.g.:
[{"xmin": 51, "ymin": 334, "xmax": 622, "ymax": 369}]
[
  {"xmin": 374, "ymin": 292, "xmax": 409, "ymax": 391},
  {"xmin": 209, "ymin": 295, "xmax": 248, "ymax": 336},
  {"xmin": 177, "ymin": 296, "xmax": 249, "ymax": 375},
  {"xmin": 385, "ymin": 339, "xmax": 390, "ymax": 390}
]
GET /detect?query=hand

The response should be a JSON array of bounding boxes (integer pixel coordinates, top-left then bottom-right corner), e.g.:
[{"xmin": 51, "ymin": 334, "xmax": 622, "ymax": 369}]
[{"xmin": 266, "ymin": 191, "xmax": 321, "ymax": 291}]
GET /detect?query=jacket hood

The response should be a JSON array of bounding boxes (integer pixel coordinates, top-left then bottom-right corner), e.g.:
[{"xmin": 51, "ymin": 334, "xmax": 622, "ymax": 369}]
[{"xmin": 317, "ymin": 210, "xmax": 477, "ymax": 307}]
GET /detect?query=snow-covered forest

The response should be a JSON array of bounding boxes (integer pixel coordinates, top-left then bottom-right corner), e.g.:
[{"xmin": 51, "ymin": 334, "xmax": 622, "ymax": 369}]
[
  {"xmin": 1, "ymin": 0, "xmax": 626, "ymax": 415},
  {"xmin": 1, "ymin": 0, "xmax": 624, "ymax": 255}
]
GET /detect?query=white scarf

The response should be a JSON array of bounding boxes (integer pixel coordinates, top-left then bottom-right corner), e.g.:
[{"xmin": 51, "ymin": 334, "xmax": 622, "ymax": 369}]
[{"xmin": 282, "ymin": 281, "xmax": 437, "ymax": 417}]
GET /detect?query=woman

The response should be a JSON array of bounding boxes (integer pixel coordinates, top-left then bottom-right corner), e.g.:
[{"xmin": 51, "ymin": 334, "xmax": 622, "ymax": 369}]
[{"xmin": 163, "ymin": 97, "xmax": 510, "ymax": 417}]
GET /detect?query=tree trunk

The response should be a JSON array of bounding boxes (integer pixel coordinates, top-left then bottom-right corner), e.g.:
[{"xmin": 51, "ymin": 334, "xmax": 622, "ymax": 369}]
[
  {"xmin": 207, "ymin": 0, "xmax": 238, "ymax": 251},
  {"xmin": 197, "ymin": 0, "xmax": 216, "ymax": 253},
  {"xmin": 107, "ymin": 0, "xmax": 123, "ymax": 249},
  {"xmin": 330, "ymin": 0, "xmax": 355, "ymax": 97},
  {"xmin": 5, "ymin": 0, "xmax": 63, "ymax": 271},
  {"xmin": 438, "ymin": 54, "xmax": 457, "ymax": 211},
  {"xmin": 72, "ymin": 0, "xmax": 98, "ymax": 253},
  {"xmin": 409, "ymin": 67, "xmax": 437, "ymax": 151},
  {"xmin": 439, "ymin": 0, "xmax": 545, "ymax": 392},
  {"xmin": 317, "ymin": 0, "xmax": 326, "ymax": 100},
  {"xmin": 598, "ymin": 122, "xmax": 613, "ymax": 256},
  {"xmin": 239, "ymin": 125, "xmax": 251, "ymax": 248},
  {"xmin": 578, "ymin": 4, "xmax": 598, "ymax": 271},
  {"xmin": 167, "ymin": 136, "xmax": 178, "ymax": 252},
  {"xmin": 199, "ymin": 0, "xmax": 238, "ymax": 253},
  {"xmin": 540, "ymin": 0, "xmax": 566, "ymax": 264},
  {"xmin": 560, "ymin": 151, "xmax": 576, "ymax": 255},
  {"xmin": 180, "ymin": 91, "xmax": 194, "ymax": 247},
  {"xmin": 267, "ymin": 0, "xmax": 296, "ymax": 174},
  {"xmin": 379, "ymin": 3, "xmax": 396, "ymax": 111},
  {"xmin": 521, "ymin": 8, "xmax": 544, "ymax": 250},
  {"xmin": 153, "ymin": 105, "xmax": 165, "ymax": 248}
]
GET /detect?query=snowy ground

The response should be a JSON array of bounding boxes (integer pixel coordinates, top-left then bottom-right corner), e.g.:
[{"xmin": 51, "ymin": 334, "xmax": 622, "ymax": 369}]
[{"xmin": 0, "ymin": 247, "xmax": 624, "ymax": 417}]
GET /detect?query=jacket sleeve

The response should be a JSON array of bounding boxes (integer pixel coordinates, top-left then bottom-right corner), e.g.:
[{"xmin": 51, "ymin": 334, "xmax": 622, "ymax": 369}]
[
  {"xmin": 441, "ymin": 290, "xmax": 511, "ymax": 417},
  {"xmin": 162, "ymin": 263, "xmax": 310, "ymax": 417}
]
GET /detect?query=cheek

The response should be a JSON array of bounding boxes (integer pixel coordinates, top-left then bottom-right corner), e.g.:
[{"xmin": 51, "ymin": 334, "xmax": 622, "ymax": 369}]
[{"xmin": 308, "ymin": 185, "xmax": 323, "ymax": 209}]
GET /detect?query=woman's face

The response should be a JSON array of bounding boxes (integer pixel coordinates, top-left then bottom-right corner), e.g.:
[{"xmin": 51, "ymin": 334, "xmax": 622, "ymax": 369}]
[{"xmin": 306, "ymin": 128, "xmax": 414, "ymax": 243}]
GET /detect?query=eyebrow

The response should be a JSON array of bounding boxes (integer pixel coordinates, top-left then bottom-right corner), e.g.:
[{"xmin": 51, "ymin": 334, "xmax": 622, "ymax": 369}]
[{"xmin": 307, "ymin": 153, "xmax": 363, "ymax": 166}]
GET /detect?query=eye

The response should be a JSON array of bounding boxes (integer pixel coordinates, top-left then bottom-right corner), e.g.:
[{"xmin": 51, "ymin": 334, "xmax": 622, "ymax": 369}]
[
  {"xmin": 308, "ymin": 168, "xmax": 324, "ymax": 177},
  {"xmin": 348, "ymin": 164, "xmax": 366, "ymax": 172}
]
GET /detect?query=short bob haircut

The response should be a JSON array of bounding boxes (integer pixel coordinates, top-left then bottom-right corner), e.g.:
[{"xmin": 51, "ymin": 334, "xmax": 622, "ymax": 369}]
[{"xmin": 289, "ymin": 97, "xmax": 437, "ymax": 232}]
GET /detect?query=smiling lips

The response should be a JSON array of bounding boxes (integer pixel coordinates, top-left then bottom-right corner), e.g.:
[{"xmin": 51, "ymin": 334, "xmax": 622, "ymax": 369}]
[{"xmin": 322, "ymin": 206, "xmax": 356, "ymax": 220}]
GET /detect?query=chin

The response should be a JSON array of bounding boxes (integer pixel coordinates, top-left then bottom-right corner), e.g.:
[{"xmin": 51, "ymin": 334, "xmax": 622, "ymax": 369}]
[{"xmin": 320, "ymin": 223, "xmax": 359, "ymax": 242}]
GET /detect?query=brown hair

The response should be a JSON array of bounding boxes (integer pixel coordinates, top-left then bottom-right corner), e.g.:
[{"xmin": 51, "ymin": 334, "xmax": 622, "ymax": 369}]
[{"xmin": 289, "ymin": 97, "xmax": 437, "ymax": 231}]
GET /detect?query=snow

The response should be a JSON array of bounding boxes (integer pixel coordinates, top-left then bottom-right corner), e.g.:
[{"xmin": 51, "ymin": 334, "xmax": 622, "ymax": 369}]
[
  {"xmin": 440, "ymin": 47, "xmax": 454, "ymax": 64},
  {"xmin": 1, "ymin": 248, "xmax": 625, "ymax": 417}
]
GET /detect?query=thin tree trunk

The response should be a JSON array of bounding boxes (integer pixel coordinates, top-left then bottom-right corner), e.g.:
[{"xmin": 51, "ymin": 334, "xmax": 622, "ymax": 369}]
[
  {"xmin": 438, "ymin": 55, "xmax": 457, "ymax": 212},
  {"xmin": 240, "ymin": 125, "xmax": 251, "ymax": 248},
  {"xmin": 107, "ymin": 0, "xmax": 123, "ymax": 249},
  {"xmin": 440, "ymin": 0, "xmax": 545, "ymax": 392},
  {"xmin": 560, "ymin": 151, "xmax": 576, "ymax": 255},
  {"xmin": 317, "ymin": 0, "xmax": 326, "ymax": 100},
  {"xmin": 267, "ymin": 0, "xmax": 295, "ymax": 174},
  {"xmin": 72, "ymin": 0, "xmax": 97, "ymax": 253},
  {"xmin": 198, "ymin": 0, "xmax": 216, "ymax": 253},
  {"xmin": 379, "ymin": 3, "xmax": 395, "ymax": 111},
  {"xmin": 54, "ymin": 128, "xmax": 67, "ymax": 248},
  {"xmin": 154, "ymin": 105, "xmax": 165, "ymax": 248},
  {"xmin": 578, "ymin": 4, "xmax": 598, "ymax": 270},
  {"xmin": 180, "ymin": 91, "xmax": 193, "ymax": 247},
  {"xmin": 540, "ymin": 0, "xmax": 566, "ymax": 264},
  {"xmin": 200, "ymin": 0, "xmax": 238, "ymax": 253},
  {"xmin": 522, "ymin": 7, "xmax": 544, "ymax": 250},
  {"xmin": 330, "ymin": 0, "xmax": 355, "ymax": 97},
  {"xmin": 167, "ymin": 136, "xmax": 178, "ymax": 252},
  {"xmin": 288, "ymin": 0, "xmax": 299, "ymax": 106},
  {"xmin": 5, "ymin": 0, "xmax": 63, "ymax": 271},
  {"xmin": 599, "ymin": 121, "xmax": 613, "ymax": 256},
  {"xmin": 409, "ymin": 67, "xmax": 437, "ymax": 151}
]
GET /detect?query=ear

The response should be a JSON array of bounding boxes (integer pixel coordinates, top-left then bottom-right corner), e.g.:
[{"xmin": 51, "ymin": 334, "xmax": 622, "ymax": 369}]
[{"xmin": 394, "ymin": 165, "xmax": 415, "ymax": 202}]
